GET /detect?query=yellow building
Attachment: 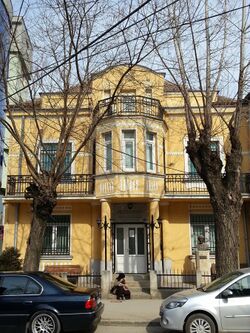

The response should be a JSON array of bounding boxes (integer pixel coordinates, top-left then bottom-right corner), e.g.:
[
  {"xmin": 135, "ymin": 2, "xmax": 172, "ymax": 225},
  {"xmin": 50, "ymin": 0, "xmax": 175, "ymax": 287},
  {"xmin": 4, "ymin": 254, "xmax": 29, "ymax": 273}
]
[{"xmin": 2, "ymin": 64, "xmax": 250, "ymax": 276}]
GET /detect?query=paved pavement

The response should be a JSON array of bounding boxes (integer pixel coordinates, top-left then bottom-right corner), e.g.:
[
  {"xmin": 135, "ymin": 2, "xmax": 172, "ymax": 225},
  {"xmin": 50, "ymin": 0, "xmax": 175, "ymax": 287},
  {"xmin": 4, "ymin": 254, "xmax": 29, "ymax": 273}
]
[
  {"xmin": 100, "ymin": 299, "xmax": 163, "ymax": 327},
  {"xmin": 96, "ymin": 325, "xmax": 165, "ymax": 333}
]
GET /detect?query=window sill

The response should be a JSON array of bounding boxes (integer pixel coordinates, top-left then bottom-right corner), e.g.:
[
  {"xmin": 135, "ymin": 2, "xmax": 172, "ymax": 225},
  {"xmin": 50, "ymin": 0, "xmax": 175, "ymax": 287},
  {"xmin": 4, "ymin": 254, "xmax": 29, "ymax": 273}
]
[
  {"xmin": 189, "ymin": 254, "xmax": 215, "ymax": 259},
  {"xmin": 41, "ymin": 255, "xmax": 73, "ymax": 260}
]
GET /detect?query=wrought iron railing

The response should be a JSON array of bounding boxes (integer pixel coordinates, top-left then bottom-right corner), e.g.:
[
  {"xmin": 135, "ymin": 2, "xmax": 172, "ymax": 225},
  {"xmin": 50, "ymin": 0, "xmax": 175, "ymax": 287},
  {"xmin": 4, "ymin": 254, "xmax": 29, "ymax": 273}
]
[
  {"xmin": 97, "ymin": 95, "xmax": 164, "ymax": 120},
  {"xmin": 6, "ymin": 173, "xmax": 250, "ymax": 197},
  {"xmin": 157, "ymin": 271, "xmax": 216, "ymax": 289},
  {"xmin": 6, "ymin": 174, "xmax": 94, "ymax": 196},
  {"xmin": 67, "ymin": 273, "xmax": 101, "ymax": 288},
  {"xmin": 165, "ymin": 173, "xmax": 250, "ymax": 195}
]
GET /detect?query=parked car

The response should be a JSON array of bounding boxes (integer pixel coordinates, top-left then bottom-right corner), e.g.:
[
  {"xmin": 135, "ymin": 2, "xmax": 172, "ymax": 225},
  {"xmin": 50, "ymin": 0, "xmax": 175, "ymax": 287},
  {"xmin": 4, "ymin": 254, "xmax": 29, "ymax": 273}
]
[
  {"xmin": 0, "ymin": 271, "xmax": 104, "ymax": 333},
  {"xmin": 160, "ymin": 267, "xmax": 250, "ymax": 333}
]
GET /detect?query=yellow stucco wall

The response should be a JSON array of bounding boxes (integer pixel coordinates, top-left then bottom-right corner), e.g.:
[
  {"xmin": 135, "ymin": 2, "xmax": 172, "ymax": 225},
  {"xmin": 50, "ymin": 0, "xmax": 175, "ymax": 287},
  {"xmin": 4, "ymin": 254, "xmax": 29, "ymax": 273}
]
[{"xmin": 3, "ymin": 64, "xmax": 250, "ymax": 273}]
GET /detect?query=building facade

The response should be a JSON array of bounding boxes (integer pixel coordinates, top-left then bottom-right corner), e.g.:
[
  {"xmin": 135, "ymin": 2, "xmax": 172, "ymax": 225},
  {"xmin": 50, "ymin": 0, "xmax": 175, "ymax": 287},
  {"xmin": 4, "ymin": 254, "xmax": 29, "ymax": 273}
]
[
  {"xmin": 0, "ymin": 2, "xmax": 31, "ymax": 252},
  {"xmin": 2, "ymin": 65, "xmax": 250, "ymax": 274},
  {"xmin": 0, "ymin": 0, "xmax": 13, "ymax": 251}
]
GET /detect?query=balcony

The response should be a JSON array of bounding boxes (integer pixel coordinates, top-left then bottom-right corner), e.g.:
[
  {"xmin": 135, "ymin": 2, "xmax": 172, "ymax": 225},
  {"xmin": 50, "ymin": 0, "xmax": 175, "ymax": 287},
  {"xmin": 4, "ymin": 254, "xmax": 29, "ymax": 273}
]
[
  {"xmin": 165, "ymin": 173, "xmax": 250, "ymax": 196},
  {"xmin": 5, "ymin": 173, "xmax": 250, "ymax": 198},
  {"xmin": 6, "ymin": 174, "xmax": 94, "ymax": 197},
  {"xmin": 97, "ymin": 95, "xmax": 164, "ymax": 120}
]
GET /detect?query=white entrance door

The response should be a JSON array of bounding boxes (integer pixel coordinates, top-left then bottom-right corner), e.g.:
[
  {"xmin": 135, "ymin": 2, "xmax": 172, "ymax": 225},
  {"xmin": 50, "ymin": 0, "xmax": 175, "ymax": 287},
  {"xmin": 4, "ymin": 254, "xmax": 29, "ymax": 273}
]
[{"xmin": 115, "ymin": 224, "xmax": 147, "ymax": 273}]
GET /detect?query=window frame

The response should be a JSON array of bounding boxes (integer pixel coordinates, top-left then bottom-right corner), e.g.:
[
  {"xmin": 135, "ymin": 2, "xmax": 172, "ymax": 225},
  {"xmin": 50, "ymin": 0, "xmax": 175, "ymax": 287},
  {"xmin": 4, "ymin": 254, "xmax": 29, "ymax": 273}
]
[
  {"xmin": 40, "ymin": 141, "xmax": 73, "ymax": 177},
  {"xmin": 190, "ymin": 213, "xmax": 215, "ymax": 255},
  {"xmin": 103, "ymin": 132, "xmax": 112, "ymax": 172},
  {"xmin": 121, "ymin": 92, "xmax": 136, "ymax": 113},
  {"xmin": 0, "ymin": 275, "xmax": 43, "ymax": 296},
  {"xmin": 146, "ymin": 131, "xmax": 156, "ymax": 173},
  {"xmin": 41, "ymin": 214, "xmax": 71, "ymax": 257},
  {"xmin": 122, "ymin": 130, "xmax": 136, "ymax": 171}
]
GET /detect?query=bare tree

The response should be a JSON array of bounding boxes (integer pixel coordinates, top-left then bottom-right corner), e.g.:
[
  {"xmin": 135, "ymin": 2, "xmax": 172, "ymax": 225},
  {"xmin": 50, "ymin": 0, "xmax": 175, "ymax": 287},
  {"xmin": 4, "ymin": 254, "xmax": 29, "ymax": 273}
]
[
  {"xmin": 3, "ymin": 0, "xmax": 157, "ymax": 270},
  {"xmin": 151, "ymin": 0, "xmax": 250, "ymax": 276}
]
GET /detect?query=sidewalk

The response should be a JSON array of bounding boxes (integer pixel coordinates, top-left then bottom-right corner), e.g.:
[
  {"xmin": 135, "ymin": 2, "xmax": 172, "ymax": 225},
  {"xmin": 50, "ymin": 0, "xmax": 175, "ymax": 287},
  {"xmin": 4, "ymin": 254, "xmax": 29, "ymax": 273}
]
[{"xmin": 100, "ymin": 299, "xmax": 163, "ymax": 327}]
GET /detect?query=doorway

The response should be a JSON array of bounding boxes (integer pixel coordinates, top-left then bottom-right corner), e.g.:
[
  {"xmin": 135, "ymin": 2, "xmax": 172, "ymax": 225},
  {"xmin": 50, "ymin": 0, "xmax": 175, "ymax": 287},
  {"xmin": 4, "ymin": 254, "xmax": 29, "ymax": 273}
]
[{"xmin": 115, "ymin": 224, "xmax": 147, "ymax": 273}]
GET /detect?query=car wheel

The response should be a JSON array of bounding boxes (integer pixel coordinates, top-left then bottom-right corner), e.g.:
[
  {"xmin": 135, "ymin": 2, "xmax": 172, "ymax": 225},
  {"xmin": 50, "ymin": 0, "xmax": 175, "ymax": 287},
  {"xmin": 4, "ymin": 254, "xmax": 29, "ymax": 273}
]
[
  {"xmin": 29, "ymin": 310, "xmax": 61, "ymax": 333},
  {"xmin": 185, "ymin": 313, "xmax": 216, "ymax": 333}
]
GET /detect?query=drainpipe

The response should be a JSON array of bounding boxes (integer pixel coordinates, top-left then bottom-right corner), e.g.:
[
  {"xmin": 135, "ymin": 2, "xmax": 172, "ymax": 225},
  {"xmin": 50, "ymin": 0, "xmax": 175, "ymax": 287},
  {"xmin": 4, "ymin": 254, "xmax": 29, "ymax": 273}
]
[
  {"xmin": 13, "ymin": 116, "xmax": 24, "ymax": 248},
  {"xmin": 243, "ymin": 204, "xmax": 250, "ymax": 266},
  {"xmin": 14, "ymin": 203, "xmax": 19, "ymax": 249}
]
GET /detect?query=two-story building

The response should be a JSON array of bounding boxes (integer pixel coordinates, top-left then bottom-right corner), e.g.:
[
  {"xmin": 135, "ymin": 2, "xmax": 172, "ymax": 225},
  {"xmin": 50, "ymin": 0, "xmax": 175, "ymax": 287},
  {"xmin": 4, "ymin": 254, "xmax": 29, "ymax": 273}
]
[{"xmin": 2, "ymin": 64, "xmax": 250, "ymax": 275}]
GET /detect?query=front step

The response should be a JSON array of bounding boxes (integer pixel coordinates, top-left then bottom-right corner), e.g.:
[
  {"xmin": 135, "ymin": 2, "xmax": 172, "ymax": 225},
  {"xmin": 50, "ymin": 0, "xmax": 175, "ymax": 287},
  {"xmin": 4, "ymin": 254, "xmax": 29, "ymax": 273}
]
[{"xmin": 110, "ymin": 273, "xmax": 151, "ymax": 299}]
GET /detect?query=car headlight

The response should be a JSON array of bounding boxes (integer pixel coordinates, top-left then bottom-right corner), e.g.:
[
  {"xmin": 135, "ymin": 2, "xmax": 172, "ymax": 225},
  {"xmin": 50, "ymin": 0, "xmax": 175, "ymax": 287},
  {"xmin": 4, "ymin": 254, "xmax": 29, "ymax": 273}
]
[{"xmin": 165, "ymin": 299, "xmax": 187, "ymax": 309}]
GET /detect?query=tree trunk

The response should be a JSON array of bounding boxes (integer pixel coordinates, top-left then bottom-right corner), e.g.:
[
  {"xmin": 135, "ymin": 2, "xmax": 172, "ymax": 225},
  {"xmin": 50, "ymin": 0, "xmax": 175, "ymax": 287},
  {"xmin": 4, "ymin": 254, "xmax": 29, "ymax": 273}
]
[
  {"xmin": 23, "ymin": 183, "xmax": 57, "ymax": 271},
  {"xmin": 211, "ymin": 194, "xmax": 241, "ymax": 277},
  {"xmin": 187, "ymin": 131, "xmax": 242, "ymax": 277}
]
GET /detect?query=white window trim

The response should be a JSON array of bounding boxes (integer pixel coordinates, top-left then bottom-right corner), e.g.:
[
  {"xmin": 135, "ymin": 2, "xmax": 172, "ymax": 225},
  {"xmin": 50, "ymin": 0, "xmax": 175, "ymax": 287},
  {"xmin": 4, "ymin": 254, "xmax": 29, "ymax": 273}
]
[
  {"xmin": 121, "ymin": 130, "xmax": 136, "ymax": 172},
  {"xmin": 146, "ymin": 131, "xmax": 156, "ymax": 173},
  {"xmin": 41, "ymin": 213, "xmax": 72, "ymax": 258},
  {"xmin": 103, "ymin": 132, "xmax": 112, "ymax": 172}
]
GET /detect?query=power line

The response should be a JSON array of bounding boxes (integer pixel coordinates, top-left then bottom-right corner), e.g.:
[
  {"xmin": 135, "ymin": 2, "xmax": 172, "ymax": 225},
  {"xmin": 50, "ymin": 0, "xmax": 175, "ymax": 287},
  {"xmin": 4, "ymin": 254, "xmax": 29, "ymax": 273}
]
[
  {"xmin": 5, "ymin": 0, "xmax": 179, "ymax": 86},
  {"xmin": 3, "ymin": 0, "xmax": 158, "ymax": 101},
  {"xmin": 4, "ymin": 1, "xmax": 248, "ymax": 100}
]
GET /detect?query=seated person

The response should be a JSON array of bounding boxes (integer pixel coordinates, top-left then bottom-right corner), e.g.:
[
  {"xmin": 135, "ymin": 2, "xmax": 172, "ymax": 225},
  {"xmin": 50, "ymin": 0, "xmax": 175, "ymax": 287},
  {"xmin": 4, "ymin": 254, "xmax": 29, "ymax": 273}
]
[{"xmin": 112, "ymin": 273, "xmax": 131, "ymax": 300}]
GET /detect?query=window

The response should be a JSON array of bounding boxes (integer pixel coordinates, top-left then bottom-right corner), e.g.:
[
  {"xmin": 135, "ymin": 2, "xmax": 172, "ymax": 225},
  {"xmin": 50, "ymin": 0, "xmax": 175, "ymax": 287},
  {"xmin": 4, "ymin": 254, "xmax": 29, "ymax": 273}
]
[
  {"xmin": 187, "ymin": 141, "xmax": 220, "ymax": 175},
  {"xmin": 122, "ymin": 93, "xmax": 135, "ymax": 113},
  {"xmin": 42, "ymin": 215, "xmax": 70, "ymax": 256},
  {"xmin": 104, "ymin": 132, "xmax": 112, "ymax": 172},
  {"xmin": 117, "ymin": 228, "xmax": 124, "ymax": 255},
  {"xmin": 146, "ymin": 132, "xmax": 155, "ymax": 172},
  {"xmin": 103, "ymin": 89, "xmax": 111, "ymax": 99},
  {"xmin": 122, "ymin": 130, "xmax": 136, "ymax": 171},
  {"xmin": 40, "ymin": 142, "xmax": 72, "ymax": 176},
  {"xmin": 0, "ymin": 276, "xmax": 41, "ymax": 295},
  {"xmin": 191, "ymin": 214, "xmax": 215, "ymax": 254},
  {"xmin": 228, "ymin": 275, "xmax": 250, "ymax": 297}
]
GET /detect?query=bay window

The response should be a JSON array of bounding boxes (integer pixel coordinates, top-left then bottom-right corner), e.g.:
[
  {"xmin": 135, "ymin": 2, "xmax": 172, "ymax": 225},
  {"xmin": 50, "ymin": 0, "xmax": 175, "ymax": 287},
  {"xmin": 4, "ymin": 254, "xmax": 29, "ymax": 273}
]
[{"xmin": 122, "ymin": 130, "xmax": 136, "ymax": 171}]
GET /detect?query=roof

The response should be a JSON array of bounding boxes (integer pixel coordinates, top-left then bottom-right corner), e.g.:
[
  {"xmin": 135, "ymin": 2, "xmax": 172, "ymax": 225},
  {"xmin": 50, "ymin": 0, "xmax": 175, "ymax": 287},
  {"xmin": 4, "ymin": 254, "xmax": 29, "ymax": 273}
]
[
  {"xmin": 243, "ymin": 92, "xmax": 250, "ymax": 104},
  {"xmin": 212, "ymin": 95, "xmax": 236, "ymax": 106},
  {"xmin": 164, "ymin": 80, "xmax": 181, "ymax": 93},
  {"xmin": 91, "ymin": 63, "xmax": 166, "ymax": 80}
]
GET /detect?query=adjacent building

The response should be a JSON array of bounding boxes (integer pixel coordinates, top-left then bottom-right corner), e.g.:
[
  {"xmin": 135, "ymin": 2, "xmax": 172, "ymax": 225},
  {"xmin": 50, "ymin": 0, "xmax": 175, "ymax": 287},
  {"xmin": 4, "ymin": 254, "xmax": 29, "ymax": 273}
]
[
  {"xmin": 0, "ymin": 2, "xmax": 32, "ymax": 253},
  {"xmin": 2, "ymin": 64, "xmax": 250, "ymax": 275},
  {"xmin": 0, "ymin": 0, "xmax": 13, "ymax": 251}
]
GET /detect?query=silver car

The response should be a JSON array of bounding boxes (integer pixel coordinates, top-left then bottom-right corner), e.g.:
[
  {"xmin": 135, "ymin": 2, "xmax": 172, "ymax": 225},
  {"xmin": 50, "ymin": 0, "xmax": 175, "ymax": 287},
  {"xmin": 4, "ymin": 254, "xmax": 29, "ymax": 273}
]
[{"xmin": 160, "ymin": 268, "xmax": 250, "ymax": 333}]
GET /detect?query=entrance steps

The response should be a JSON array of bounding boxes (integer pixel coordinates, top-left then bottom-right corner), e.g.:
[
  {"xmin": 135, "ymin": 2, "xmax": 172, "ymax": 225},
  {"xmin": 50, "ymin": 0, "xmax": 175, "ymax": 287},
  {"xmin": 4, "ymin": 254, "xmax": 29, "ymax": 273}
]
[{"xmin": 109, "ymin": 273, "xmax": 151, "ymax": 299}]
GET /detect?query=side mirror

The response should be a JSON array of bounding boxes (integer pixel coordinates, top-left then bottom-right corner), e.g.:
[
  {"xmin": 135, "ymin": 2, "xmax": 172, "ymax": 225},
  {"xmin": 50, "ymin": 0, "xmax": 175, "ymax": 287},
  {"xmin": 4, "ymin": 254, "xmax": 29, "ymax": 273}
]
[{"xmin": 221, "ymin": 289, "xmax": 233, "ymax": 298}]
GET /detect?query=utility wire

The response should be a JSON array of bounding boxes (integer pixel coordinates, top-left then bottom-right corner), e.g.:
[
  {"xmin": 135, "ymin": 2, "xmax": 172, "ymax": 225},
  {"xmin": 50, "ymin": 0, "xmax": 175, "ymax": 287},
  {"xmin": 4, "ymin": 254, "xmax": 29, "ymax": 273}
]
[
  {"xmin": 3, "ymin": 0, "xmax": 158, "ymax": 101},
  {"xmin": 6, "ymin": 1, "xmax": 248, "ymax": 85}
]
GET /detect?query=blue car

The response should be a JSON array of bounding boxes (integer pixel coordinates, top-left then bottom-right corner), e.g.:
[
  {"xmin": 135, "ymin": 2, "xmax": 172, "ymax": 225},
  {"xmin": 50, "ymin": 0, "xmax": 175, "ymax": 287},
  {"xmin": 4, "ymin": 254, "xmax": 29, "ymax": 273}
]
[{"xmin": 0, "ymin": 271, "xmax": 104, "ymax": 333}]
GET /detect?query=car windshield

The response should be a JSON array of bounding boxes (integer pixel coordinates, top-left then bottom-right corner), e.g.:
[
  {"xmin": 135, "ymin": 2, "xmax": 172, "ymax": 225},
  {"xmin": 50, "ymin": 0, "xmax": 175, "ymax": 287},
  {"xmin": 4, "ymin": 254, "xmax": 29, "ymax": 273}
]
[
  {"xmin": 43, "ymin": 274, "xmax": 76, "ymax": 291},
  {"xmin": 201, "ymin": 271, "xmax": 243, "ymax": 292}
]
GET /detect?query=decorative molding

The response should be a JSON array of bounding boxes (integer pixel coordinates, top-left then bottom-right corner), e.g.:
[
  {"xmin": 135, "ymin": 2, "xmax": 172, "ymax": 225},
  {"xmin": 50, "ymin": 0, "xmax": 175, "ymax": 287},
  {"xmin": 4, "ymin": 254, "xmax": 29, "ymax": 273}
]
[
  {"xmin": 165, "ymin": 151, "xmax": 183, "ymax": 155},
  {"xmin": 159, "ymin": 202, "xmax": 169, "ymax": 206},
  {"xmin": 54, "ymin": 206, "xmax": 72, "ymax": 211},
  {"xmin": 120, "ymin": 178, "xmax": 138, "ymax": 191},
  {"xmin": 189, "ymin": 204, "xmax": 212, "ymax": 211},
  {"xmin": 99, "ymin": 181, "xmax": 114, "ymax": 194}
]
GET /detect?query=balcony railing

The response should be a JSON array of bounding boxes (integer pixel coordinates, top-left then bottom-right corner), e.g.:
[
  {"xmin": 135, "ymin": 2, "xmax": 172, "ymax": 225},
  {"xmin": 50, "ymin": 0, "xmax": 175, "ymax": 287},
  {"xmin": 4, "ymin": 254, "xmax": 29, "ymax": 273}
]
[
  {"xmin": 6, "ymin": 173, "xmax": 250, "ymax": 197},
  {"xmin": 165, "ymin": 173, "xmax": 250, "ymax": 195},
  {"xmin": 97, "ymin": 95, "xmax": 164, "ymax": 120},
  {"xmin": 6, "ymin": 174, "xmax": 94, "ymax": 196}
]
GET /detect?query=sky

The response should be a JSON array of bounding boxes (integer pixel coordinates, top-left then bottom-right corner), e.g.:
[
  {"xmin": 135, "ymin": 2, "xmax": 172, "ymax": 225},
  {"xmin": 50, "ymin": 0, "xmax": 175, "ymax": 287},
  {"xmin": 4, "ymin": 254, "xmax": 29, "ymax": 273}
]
[{"xmin": 10, "ymin": 0, "xmax": 250, "ymax": 98}]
